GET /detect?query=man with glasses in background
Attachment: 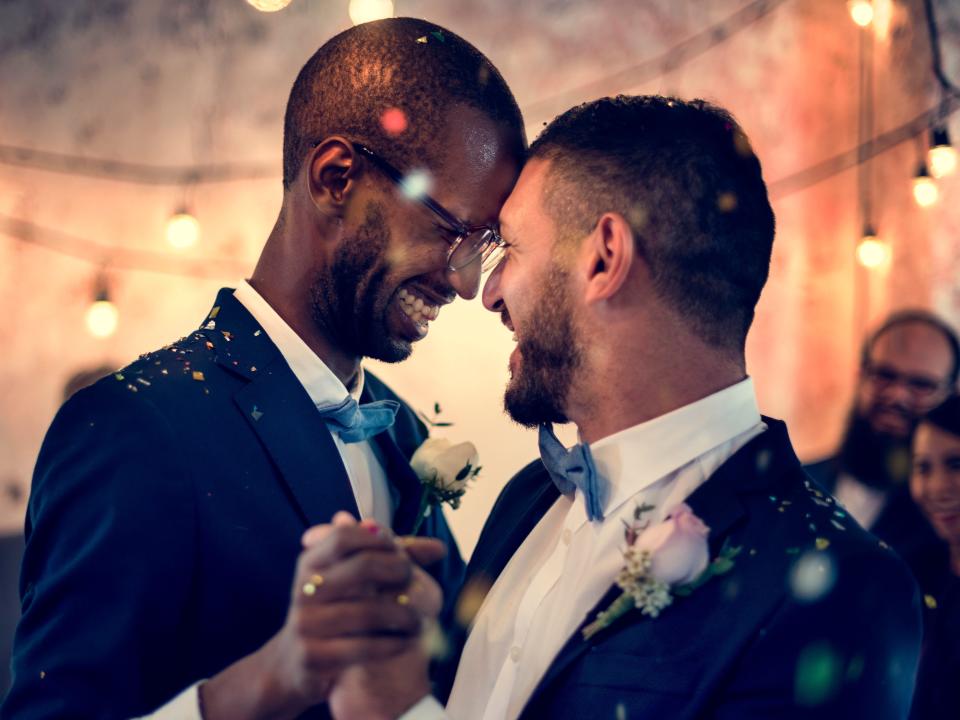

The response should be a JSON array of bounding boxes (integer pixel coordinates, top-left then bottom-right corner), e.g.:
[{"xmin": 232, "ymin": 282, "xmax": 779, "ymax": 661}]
[
  {"xmin": 806, "ymin": 310, "xmax": 960, "ymax": 593},
  {"xmin": 3, "ymin": 18, "xmax": 524, "ymax": 720}
]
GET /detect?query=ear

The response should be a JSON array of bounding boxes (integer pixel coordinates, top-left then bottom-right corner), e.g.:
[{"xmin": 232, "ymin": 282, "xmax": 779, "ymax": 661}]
[
  {"xmin": 305, "ymin": 137, "xmax": 363, "ymax": 216},
  {"xmin": 581, "ymin": 212, "xmax": 636, "ymax": 304}
]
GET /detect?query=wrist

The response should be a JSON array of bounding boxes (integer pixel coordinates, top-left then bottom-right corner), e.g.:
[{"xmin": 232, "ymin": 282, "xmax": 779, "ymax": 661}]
[{"xmin": 200, "ymin": 638, "xmax": 311, "ymax": 720}]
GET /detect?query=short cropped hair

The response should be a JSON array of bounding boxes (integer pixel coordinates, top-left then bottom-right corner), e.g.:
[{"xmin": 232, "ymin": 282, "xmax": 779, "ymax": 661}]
[
  {"xmin": 861, "ymin": 309, "xmax": 960, "ymax": 386},
  {"xmin": 282, "ymin": 18, "xmax": 525, "ymax": 189},
  {"xmin": 530, "ymin": 95, "xmax": 775, "ymax": 352}
]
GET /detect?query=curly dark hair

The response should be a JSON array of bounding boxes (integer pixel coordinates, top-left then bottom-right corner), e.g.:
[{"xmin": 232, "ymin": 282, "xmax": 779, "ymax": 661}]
[{"xmin": 282, "ymin": 17, "xmax": 526, "ymax": 189}]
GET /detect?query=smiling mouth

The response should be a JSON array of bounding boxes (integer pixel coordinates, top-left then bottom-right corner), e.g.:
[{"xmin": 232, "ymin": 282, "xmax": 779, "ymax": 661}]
[{"xmin": 397, "ymin": 287, "xmax": 441, "ymax": 327}]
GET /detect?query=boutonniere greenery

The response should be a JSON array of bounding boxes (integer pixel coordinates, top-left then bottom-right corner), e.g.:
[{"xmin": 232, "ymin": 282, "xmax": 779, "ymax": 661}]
[
  {"xmin": 409, "ymin": 404, "xmax": 481, "ymax": 534},
  {"xmin": 582, "ymin": 502, "xmax": 741, "ymax": 640}
]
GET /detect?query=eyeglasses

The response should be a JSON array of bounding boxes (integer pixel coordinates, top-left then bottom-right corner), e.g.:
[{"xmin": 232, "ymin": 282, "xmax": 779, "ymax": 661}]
[
  {"xmin": 352, "ymin": 143, "xmax": 506, "ymax": 272},
  {"xmin": 863, "ymin": 362, "xmax": 948, "ymax": 399}
]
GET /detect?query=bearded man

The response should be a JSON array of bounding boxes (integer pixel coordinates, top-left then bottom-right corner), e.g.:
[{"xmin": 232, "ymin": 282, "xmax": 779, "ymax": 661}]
[
  {"xmin": 323, "ymin": 96, "xmax": 923, "ymax": 720},
  {"xmin": 3, "ymin": 18, "xmax": 525, "ymax": 720}
]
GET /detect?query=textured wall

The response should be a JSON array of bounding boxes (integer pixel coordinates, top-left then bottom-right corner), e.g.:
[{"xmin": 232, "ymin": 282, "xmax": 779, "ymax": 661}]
[{"xmin": 1, "ymin": 0, "xmax": 958, "ymax": 555}]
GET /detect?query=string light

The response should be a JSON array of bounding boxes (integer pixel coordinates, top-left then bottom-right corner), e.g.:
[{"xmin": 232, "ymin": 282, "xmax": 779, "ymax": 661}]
[
  {"xmin": 912, "ymin": 163, "xmax": 939, "ymax": 207},
  {"xmin": 84, "ymin": 279, "xmax": 119, "ymax": 339},
  {"xmin": 165, "ymin": 209, "xmax": 200, "ymax": 250},
  {"xmin": 928, "ymin": 126, "xmax": 957, "ymax": 178},
  {"xmin": 348, "ymin": 0, "xmax": 394, "ymax": 26},
  {"xmin": 245, "ymin": 0, "xmax": 293, "ymax": 12},
  {"xmin": 856, "ymin": 225, "xmax": 890, "ymax": 269},
  {"xmin": 848, "ymin": 0, "xmax": 874, "ymax": 28}
]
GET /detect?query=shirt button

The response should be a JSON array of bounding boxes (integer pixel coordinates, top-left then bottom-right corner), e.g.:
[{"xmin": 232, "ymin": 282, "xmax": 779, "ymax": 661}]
[
  {"xmin": 562, "ymin": 529, "xmax": 572, "ymax": 545},
  {"xmin": 510, "ymin": 645, "xmax": 521, "ymax": 662}
]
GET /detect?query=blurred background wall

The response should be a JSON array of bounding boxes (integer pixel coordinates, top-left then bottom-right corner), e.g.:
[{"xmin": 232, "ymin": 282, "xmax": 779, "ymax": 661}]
[{"xmin": 1, "ymin": 0, "xmax": 958, "ymax": 570}]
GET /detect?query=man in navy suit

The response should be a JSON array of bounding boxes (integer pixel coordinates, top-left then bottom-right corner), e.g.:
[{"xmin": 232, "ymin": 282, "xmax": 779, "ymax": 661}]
[
  {"xmin": 327, "ymin": 96, "xmax": 923, "ymax": 720},
  {"xmin": 2, "ymin": 18, "xmax": 525, "ymax": 720}
]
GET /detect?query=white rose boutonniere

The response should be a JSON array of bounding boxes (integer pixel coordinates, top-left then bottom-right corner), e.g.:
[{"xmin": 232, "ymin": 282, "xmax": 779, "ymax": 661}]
[
  {"xmin": 582, "ymin": 502, "xmax": 740, "ymax": 640},
  {"xmin": 410, "ymin": 437, "xmax": 481, "ymax": 534}
]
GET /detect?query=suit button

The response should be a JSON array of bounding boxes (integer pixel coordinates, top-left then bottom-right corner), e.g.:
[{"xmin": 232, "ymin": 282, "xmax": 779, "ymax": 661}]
[{"xmin": 510, "ymin": 645, "xmax": 521, "ymax": 662}]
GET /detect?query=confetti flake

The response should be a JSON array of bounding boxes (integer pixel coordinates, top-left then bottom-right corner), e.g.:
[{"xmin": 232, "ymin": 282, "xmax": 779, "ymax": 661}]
[
  {"xmin": 126, "ymin": 384, "xmax": 138, "ymax": 393},
  {"xmin": 221, "ymin": 331, "xmax": 232, "ymax": 341},
  {"xmin": 786, "ymin": 547, "xmax": 800, "ymax": 555},
  {"xmin": 206, "ymin": 342, "xmax": 214, "ymax": 350},
  {"xmin": 136, "ymin": 378, "xmax": 151, "ymax": 387},
  {"xmin": 251, "ymin": 406, "xmax": 264, "ymax": 421},
  {"xmin": 192, "ymin": 371, "xmax": 205, "ymax": 382},
  {"xmin": 204, "ymin": 320, "xmax": 216, "ymax": 330},
  {"xmin": 829, "ymin": 519, "xmax": 846, "ymax": 531},
  {"xmin": 924, "ymin": 594, "xmax": 938, "ymax": 610},
  {"xmin": 114, "ymin": 373, "xmax": 125, "ymax": 381},
  {"xmin": 250, "ymin": 366, "xmax": 257, "ymax": 373},
  {"xmin": 815, "ymin": 538, "xmax": 830, "ymax": 551},
  {"xmin": 749, "ymin": 548, "xmax": 757, "ymax": 556},
  {"xmin": 430, "ymin": 30, "xmax": 445, "ymax": 42},
  {"xmin": 161, "ymin": 369, "xmax": 169, "ymax": 375},
  {"xmin": 40, "ymin": 671, "xmax": 46, "ymax": 680},
  {"xmin": 209, "ymin": 306, "xmax": 221, "ymax": 319},
  {"xmin": 416, "ymin": 35, "xmax": 428, "ymax": 43},
  {"xmin": 878, "ymin": 540, "xmax": 890, "ymax": 550},
  {"xmin": 253, "ymin": 329, "xmax": 261, "ymax": 337}
]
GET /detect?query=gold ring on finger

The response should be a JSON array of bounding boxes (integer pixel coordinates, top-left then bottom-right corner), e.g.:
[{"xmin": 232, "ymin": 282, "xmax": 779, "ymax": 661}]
[{"xmin": 302, "ymin": 574, "xmax": 324, "ymax": 597}]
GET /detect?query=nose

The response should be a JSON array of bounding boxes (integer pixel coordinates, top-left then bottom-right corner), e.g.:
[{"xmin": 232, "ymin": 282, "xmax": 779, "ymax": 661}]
[
  {"xmin": 446, "ymin": 258, "xmax": 481, "ymax": 300},
  {"xmin": 482, "ymin": 261, "xmax": 504, "ymax": 314}
]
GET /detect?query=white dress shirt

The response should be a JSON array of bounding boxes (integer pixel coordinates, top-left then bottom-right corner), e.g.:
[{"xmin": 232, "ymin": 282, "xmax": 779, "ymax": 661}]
[
  {"xmin": 139, "ymin": 282, "xmax": 392, "ymax": 719},
  {"xmin": 405, "ymin": 378, "xmax": 765, "ymax": 720}
]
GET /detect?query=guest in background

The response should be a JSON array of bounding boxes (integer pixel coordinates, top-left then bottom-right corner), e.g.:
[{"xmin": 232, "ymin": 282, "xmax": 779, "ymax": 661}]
[
  {"xmin": 908, "ymin": 395, "xmax": 960, "ymax": 720},
  {"xmin": 806, "ymin": 310, "xmax": 959, "ymax": 592}
]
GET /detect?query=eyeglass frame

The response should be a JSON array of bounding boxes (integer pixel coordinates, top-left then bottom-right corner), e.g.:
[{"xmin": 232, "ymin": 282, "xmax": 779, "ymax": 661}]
[
  {"xmin": 350, "ymin": 142, "xmax": 505, "ymax": 272},
  {"xmin": 861, "ymin": 360, "xmax": 951, "ymax": 399}
]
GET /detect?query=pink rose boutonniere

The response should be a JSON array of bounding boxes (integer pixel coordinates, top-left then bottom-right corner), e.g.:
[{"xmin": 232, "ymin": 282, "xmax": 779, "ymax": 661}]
[{"xmin": 582, "ymin": 503, "xmax": 741, "ymax": 640}]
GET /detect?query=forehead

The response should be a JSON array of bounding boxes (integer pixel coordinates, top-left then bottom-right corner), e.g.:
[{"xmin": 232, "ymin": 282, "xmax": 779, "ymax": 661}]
[
  {"xmin": 915, "ymin": 422, "xmax": 960, "ymax": 455},
  {"xmin": 499, "ymin": 157, "xmax": 554, "ymax": 236},
  {"xmin": 871, "ymin": 322, "xmax": 954, "ymax": 378},
  {"xmin": 430, "ymin": 104, "xmax": 522, "ymax": 224}
]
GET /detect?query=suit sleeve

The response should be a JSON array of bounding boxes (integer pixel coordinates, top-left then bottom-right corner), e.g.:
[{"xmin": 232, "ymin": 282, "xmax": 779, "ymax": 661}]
[
  {"xmin": 713, "ymin": 545, "xmax": 923, "ymax": 720},
  {"xmin": 2, "ymin": 384, "xmax": 197, "ymax": 720}
]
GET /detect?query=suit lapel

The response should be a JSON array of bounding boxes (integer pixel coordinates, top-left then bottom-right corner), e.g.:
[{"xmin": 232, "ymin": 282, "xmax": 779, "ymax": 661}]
[
  {"xmin": 203, "ymin": 290, "xmax": 360, "ymax": 527},
  {"xmin": 521, "ymin": 419, "xmax": 796, "ymax": 715}
]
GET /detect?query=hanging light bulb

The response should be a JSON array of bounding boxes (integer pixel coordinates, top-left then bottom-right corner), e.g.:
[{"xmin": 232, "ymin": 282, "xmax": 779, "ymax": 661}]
[
  {"xmin": 856, "ymin": 224, "xmax": 890, "ymax": 269},
  {"xmin": 245, "ymin": 0, "xmax": 293, "ymax": 12},
  {"xmin": 912, "ymin": 163, "xmax": 939, "ymax": 207},
  {"xmin": 85, "ymin": 281, "xmax": 119, "ymax": 339},
  {"xmin": 348, "ymin": 0, "xmax": 394, "ymax": 26},
  {"xmin": 165, "ymin": 208, "xmax": 200, "ymax": 250},
  {"xmin": 928, "ymin": 126, "xmax": 957, "ymax": 179},
  {"xmin": 848, "ymin": 0, "xmax": 875, "ymax": 27}
]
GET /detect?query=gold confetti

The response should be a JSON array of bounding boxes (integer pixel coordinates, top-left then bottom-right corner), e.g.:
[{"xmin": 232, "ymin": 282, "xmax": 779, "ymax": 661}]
[
  {"xmin": 815, "ymin": 538, "xmax": 830, "ymax": 551},
  {"xmin": 924, "ymin": 594, "xmax": 938, "ymax": 610},
  {"xmin": 114, "ymin": 373, "xmax": 125, "ymax": 381},
  {"xmin": 206, "ymin": 342, "xmax": 214, "ymax": 350},
  {"xmin": 192, "ymin": 371, "xmax": 205, "ymax": 381},
  {"xmin": 209, "ymin": 306, "xmax": 221, "ymax": 319},
  {"xmin": 416, "ymin": 35, "xmax": 428, "ymax": 43}
]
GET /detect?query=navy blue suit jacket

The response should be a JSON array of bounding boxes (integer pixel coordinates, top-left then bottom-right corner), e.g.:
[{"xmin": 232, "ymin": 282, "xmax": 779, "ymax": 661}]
[
  {"xmin": 439, "ymin": 419, "xmax": 921, "ymax": 719},
  {"xmin": 3, "ymin": 289, "xmax": 464, "ymax": 719}
]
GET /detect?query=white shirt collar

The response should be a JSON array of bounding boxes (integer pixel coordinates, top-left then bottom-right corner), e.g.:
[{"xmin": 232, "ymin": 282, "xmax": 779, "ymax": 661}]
[
  {"xmin": 589, "ymin": 377, "xmax": 762, "ymax": 516},
  {"xmin": 233, "ymin": 281, "xmax": 364, "ymax": 406}
]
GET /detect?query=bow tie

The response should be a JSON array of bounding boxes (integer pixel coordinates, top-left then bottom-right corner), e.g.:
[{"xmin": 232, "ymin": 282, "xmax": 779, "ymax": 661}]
[
  {"xmin": 538, "ymin": 423, "xmax": 606, "ymax": 522},
  {"xmin": 315, "ymin": 397, "xmax": 400, "ymax": 443}
]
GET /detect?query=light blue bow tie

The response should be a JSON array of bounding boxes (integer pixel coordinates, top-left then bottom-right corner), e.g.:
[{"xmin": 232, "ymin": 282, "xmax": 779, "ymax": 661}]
[
  {"xmin": 538, "ymin": 423, "xmax": 606, "ymax": 522},
  {"xmin": 316, "ymin": 397, "xmax": 400, "ymax": 443}
]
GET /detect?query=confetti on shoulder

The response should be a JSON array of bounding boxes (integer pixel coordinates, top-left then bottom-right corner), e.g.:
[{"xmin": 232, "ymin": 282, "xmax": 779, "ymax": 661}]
[
  {"xmin": 114, "ymin": 373, "xmax": 125, "ymax": 381},
  {"xmin": 253, "ymin": 329, "xmax": 261, "ymax": 337},
  {"xmin": 416, "ymin": 35, "xmax": 428, "ymax": 43},
  {"xmin": 431, "ymin": 30, "xmax": 445, "ymax": 42},
  {"xmin": 251, "ymin": 405, "xmax": 264, "ymax": 421},
  {"xmin": 209, "ymin": 306, "xmax": 221, "ymax": 319},
  {"xmin": 192, "ymin": 371, "xmax": 205, "ymax": 381}
]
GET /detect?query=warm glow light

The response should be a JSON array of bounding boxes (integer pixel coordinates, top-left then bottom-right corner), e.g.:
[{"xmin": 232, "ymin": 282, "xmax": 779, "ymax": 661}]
[
  {"xmin": 85, "ymin": 300, "xmax": 119, "ymax": 339},
  {"xmin": 913, "ymin": 172, "xmax": 939, "ymax": 208},
  {"xmin": 929, "ymin": 145, "xmax": 957, "ymax": 179},
  {"xmin": 166, "ymin": 211, "xmax": 200, "ymax": 249},
  {"xmin": 245, "ymin": 0, "xmax": 293, "ymax": 12},
  {"xmin": 857, "ymin": 236, "xmax": 890, "ymax": 269},
  {"xmin": 848, "ymin": 0, "xmax": 874, "ymax": 27},
  {"xmin": 348, "ymin": 0, "xmax": 394, "ymax": 26}
]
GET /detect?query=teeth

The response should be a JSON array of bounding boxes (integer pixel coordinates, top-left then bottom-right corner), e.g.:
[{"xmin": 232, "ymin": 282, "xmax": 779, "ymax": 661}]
[{"xmin": 397, "ymin": 287, "xmax": 440, "ymax": 324}]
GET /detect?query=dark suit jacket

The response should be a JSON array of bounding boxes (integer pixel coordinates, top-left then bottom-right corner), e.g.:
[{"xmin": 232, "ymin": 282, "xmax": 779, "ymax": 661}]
[
  {"xmin": 2, "ymin": 289, "xmax": 464, "ymax": 720},
  {"xmin": 804, "ymin": 457, "xmax": 948, "ymax": 595},
  {"xmin": 439, "ymin": 419, "xmax": 922, "ymax": 719}
]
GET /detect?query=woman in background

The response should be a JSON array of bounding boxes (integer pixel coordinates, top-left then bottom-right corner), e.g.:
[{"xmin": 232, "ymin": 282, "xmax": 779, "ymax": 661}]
[{"xmin": 909, "ymin": 394, "xmax": 960, "ymax": 719}]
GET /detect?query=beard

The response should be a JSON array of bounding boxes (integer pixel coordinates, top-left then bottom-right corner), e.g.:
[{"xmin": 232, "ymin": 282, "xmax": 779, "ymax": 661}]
[
  {"xmin": 309, "ymin": 203, "xmax": 412, "ymax": 363},
  {"xmin": 504, "ymin": 263, "xmax": 582, "ymax": 427},
  {"xmin": 837, "ymin": 410, "xmax": 914, "ymax": 490}
]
